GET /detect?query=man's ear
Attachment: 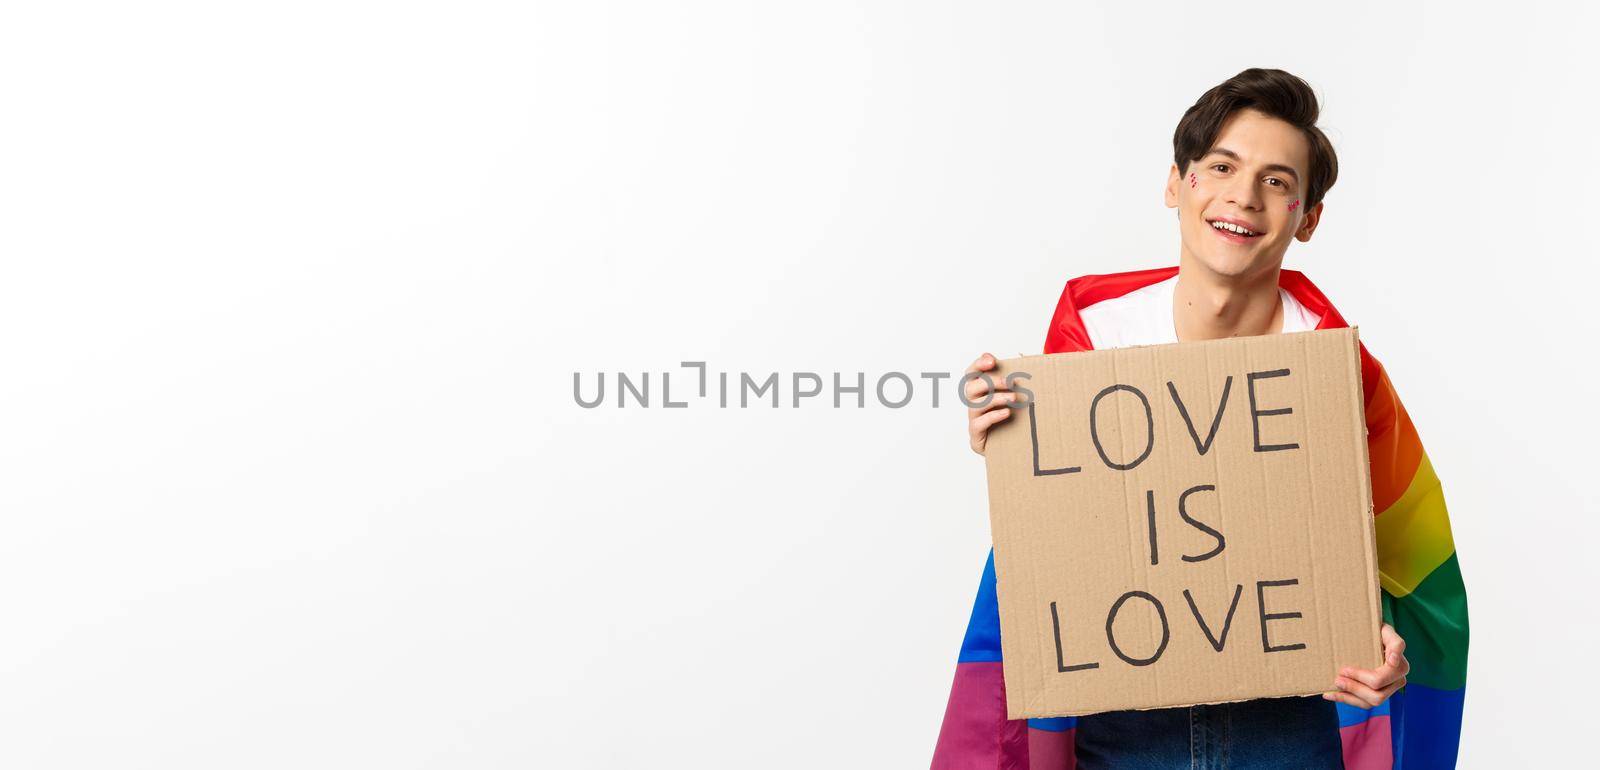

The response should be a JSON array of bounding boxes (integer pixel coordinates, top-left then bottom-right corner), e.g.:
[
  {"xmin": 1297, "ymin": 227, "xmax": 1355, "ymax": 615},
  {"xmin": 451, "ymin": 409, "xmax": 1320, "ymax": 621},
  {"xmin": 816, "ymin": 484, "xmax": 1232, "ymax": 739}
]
[
  {"xmin": 1295, "ymin": 201, "xmax": 1324, "ymax": 242},
  {"xmin": 1164, "ymin": 163, "xmax": 1182, "ymax": 209}
]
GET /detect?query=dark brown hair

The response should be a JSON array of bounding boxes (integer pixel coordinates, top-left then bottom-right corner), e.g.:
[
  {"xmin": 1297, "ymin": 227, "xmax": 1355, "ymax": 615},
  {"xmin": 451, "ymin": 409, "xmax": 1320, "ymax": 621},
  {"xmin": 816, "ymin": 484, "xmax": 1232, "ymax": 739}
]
[{"xmin": 1173, "ymin": 68, "xmax": 1338, "ymax": 208}]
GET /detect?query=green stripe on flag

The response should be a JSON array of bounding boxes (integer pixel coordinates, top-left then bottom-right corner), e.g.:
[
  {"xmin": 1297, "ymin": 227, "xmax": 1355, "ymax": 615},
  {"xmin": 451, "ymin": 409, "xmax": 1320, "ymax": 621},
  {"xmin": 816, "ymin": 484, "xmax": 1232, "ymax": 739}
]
[{"xmin": 1385, "ymin": 553, "xmax": 1469, "ymax": 690}]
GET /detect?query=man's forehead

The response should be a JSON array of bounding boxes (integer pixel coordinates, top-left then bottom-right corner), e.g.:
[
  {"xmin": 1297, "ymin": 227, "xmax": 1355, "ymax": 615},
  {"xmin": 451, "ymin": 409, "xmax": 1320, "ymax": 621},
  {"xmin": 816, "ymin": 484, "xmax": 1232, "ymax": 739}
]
[{"xmin": 1204, "ymin": 110, "xmax": 1311, "ymax": 173}]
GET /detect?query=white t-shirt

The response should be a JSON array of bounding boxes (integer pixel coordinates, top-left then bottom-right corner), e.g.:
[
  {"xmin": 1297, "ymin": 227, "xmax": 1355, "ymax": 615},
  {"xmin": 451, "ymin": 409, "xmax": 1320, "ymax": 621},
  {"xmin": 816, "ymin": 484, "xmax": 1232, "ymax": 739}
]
[{"xmin": 1079, "ymin": 274, "xmax": 1322, "ymax": 350}]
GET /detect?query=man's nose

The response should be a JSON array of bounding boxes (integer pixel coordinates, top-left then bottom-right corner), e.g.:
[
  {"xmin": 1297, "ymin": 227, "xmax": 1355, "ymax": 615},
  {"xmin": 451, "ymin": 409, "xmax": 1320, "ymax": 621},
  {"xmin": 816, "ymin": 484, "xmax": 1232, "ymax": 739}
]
[{"xmin": 1225, "ymin": 176, "xmax": 1263, "ymax": 211}]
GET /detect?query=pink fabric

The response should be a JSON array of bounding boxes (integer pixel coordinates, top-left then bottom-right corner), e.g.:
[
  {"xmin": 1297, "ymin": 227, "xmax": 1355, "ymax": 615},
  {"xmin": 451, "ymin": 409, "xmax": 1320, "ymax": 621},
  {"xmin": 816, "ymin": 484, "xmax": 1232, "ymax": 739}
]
[
  {"xmin": 1339, "ymin": 714, "xmax": 1394, "ymax": 770},
  {"xmin": 932, "ymin": 662, "xmax": 1029, "ymax": 769}
]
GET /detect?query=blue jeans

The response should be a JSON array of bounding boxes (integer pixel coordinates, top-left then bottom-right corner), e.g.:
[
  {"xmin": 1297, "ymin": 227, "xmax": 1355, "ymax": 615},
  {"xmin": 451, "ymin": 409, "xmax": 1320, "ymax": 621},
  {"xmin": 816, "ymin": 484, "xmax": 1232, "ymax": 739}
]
[{"xmin": 1074, "ymin": 696, "xmax": 1343, "ymax": 769}]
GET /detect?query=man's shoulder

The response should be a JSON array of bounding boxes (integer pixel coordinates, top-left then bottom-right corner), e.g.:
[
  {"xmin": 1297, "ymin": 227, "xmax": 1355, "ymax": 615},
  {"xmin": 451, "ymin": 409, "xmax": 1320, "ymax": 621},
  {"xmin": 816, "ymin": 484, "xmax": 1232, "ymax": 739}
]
[
  {"xmin": 1046, "ymin": 267, "xmax": 1180, "ymax": 353},
  {"xmin": 1077, "ymin": 273, "xmax": 1177, "ymax": 349},
  {"xmin": 1059, "ymin": 266, "xmax": 1181, "ymax": 311}
]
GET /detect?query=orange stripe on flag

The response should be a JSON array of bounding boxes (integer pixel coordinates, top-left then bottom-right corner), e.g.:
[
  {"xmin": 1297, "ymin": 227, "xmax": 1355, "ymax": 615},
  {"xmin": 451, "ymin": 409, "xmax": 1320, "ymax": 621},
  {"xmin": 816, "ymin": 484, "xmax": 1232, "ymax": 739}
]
[{"xmin": 1367, "ymin": 367, "xmax": 1423, "ymax": 514}]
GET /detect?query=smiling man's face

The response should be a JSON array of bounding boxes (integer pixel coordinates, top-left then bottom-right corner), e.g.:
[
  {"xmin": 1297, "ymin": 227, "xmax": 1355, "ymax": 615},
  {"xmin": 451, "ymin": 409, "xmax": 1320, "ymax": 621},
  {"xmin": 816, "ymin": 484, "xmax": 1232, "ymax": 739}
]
[{"xmin": 1165, "ymin": 108, "xmax": 1323, "ymax": 281}]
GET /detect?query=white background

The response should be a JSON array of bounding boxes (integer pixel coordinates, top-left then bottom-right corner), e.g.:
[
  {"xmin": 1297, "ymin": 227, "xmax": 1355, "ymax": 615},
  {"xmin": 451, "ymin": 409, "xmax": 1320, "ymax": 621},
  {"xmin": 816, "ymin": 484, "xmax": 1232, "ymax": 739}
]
[{"xmin": 3, "ymin": 2, "xmax": 1597, "ymax": 768}]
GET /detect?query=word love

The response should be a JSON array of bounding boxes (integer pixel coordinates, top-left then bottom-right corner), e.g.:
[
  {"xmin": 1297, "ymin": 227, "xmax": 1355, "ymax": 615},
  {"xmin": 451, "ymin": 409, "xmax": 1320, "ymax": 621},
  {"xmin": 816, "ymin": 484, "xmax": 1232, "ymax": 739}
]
[
  {"xmin": 1024, "ymin": 368, "xmax": 1300, "ymax": 477},
  {"xmin": 1050, "ymin": 578, "xmax": 1307, "ymax": 670}
]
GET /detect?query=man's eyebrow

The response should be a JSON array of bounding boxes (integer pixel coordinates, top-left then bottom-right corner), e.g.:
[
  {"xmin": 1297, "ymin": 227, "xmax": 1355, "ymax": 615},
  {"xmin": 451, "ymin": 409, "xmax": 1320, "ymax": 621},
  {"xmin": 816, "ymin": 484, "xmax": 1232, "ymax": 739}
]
[{"xmin": 1202, "ymin": 147, "xmax": 1301, "ymax": 183}]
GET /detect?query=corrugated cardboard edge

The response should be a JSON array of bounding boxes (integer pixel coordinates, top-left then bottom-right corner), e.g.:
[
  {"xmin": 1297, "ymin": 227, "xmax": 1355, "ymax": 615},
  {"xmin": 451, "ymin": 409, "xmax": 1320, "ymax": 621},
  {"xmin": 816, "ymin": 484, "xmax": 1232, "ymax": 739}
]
[{"xmin": 1347, "ymin": 327, "xmax": 1386, "ymax": 673}]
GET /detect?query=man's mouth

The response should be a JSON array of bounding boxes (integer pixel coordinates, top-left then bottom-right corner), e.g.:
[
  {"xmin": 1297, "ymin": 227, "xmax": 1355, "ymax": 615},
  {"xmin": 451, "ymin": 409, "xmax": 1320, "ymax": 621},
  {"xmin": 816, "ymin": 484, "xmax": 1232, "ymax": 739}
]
[{"xmin": 1206, "ymin": 217, "xmax": 1264, "ymax": 241}]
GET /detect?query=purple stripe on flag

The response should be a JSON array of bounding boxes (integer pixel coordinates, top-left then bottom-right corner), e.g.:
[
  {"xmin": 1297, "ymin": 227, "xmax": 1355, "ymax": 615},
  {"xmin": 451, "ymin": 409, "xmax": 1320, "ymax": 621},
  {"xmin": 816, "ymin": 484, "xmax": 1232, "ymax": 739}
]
[
  {"xmin": 932, "ymin": 662, "xmax": 1028, "ymax": 769},
  {"xmin": 1028, "ymin": 726, "xmax": 1075, "ymax": 769}
]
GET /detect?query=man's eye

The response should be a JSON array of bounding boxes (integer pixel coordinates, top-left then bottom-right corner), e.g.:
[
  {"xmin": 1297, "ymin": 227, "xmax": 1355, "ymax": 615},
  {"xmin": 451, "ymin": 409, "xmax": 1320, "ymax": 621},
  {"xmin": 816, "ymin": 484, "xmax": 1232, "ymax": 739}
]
[
  {"xmin": 1211, "ymin": 164, "xmax": 1229, "ymax": 173},
  {"xmin": 1265, "ymin": 178, "xmax": 1283, "ymax": 187}
]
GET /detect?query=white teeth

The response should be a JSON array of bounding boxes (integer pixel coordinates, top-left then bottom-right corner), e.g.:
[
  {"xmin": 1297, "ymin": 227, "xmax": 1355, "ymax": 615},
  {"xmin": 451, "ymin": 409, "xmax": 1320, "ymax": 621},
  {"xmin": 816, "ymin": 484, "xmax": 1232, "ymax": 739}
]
[{"xmin": 1210, "ymin": 220, "xmax": 1256, "ymax": 236}]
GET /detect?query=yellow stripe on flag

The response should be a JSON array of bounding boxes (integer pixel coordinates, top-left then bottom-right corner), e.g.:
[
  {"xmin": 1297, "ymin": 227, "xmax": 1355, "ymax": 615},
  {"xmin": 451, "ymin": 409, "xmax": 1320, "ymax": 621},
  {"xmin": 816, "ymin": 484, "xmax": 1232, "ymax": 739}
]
[{"xmin": 1375, "ymin": 452, "xmax": 1456, "ymax": 597}]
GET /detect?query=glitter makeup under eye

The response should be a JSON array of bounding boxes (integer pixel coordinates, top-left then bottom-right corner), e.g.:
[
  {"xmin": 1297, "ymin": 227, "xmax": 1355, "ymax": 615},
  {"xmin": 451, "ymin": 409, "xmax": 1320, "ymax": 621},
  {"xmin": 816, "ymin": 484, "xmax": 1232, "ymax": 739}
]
[
  {"xmin": 1288, "ymin": 199, "xmax": 1300, "ymax": 212},
  {"xmin": 1189, "ymin": 173, "xmax": 1197, "ymax": 188}
]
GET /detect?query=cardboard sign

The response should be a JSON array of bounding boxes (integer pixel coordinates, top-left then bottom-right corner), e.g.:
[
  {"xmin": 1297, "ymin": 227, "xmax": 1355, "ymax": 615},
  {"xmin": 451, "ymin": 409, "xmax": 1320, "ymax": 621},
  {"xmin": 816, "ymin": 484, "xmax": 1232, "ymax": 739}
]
[{"xmin": 983, "ymin": 328, "xmax": 1382, "ymax": 718}]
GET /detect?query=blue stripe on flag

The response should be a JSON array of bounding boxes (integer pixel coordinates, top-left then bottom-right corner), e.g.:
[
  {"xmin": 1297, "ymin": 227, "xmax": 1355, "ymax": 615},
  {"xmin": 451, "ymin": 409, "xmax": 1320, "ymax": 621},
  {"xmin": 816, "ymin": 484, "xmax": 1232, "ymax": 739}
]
[{"xmin": 957, "ymin": 550, "xmax": 1003, "ymax": 663}]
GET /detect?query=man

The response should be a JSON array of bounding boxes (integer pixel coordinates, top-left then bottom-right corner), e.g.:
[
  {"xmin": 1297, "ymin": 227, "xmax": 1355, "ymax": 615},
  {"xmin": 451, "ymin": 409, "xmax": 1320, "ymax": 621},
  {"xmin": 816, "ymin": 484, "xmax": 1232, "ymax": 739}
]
[{"xmin": 932, "ymin": 69, "xmax": 1468, "ymax": 769}]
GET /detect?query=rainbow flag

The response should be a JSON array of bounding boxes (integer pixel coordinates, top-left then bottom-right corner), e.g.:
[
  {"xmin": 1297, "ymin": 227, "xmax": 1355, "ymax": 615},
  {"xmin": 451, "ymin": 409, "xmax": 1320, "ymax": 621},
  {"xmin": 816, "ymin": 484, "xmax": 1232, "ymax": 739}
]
[{"xmin": 932, "ymin": 267, "xmax": 1469, "ymax": 769}]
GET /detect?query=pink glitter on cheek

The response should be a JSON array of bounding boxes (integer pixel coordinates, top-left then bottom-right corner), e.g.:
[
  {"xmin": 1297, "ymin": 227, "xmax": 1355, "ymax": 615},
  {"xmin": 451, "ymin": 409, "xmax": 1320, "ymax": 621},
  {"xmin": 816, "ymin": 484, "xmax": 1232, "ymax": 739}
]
[
  {"xmin": 1288, "ymin": 199, "xmax": 1300, "ymax": 212},
  {"xmin": 1188, "ymin": 173, "xmax": 1197, "ymax": 188}
]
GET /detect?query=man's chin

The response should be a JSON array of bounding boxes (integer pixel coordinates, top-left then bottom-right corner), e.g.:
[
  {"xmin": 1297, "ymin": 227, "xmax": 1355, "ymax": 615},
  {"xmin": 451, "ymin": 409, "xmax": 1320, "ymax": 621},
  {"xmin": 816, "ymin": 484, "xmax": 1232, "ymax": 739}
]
[{"xmin": 1189, "ymin": 249, "xmax": 1283, "ymax": 281}]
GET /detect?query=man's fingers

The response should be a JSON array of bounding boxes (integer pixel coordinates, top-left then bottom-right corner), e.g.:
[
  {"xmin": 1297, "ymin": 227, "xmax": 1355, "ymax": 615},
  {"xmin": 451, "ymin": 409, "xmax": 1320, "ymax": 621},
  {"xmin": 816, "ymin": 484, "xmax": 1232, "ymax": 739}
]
[
  {"xmin": 1369, "ymin": 624, "xmax": 1408, "ymax": 672},
  {"xmin": 1381, "ymin": 624, "xmax": 1406, "ymax": 659},
  {"xmin": 968, "ymin": 392, "xmax": 1014, "ymax": 419},
  {"xmin": 986, "ymin": 391, "xmax": 1023, "ymax": 410},
  {"xmin": 969, "ymin": 395, "xmax": 1020, "ymax": 427},
  {"xmin": 1328, "ymin": 632, "xmax": 1411, "ymax": 710},
  {"xmin": 969, "ymin": 406, "xmax": 1014, "ymax": 454},
  {"xmin": 1330, "ymin": 678, "xmax": 1404, "ymax": 710},
  {"xmin": 963, "ymin": 373, "xmax": 1012, "ymax": 402},
  {"xmin": 970, "ymin": 405, "xmax": 1013, "ymax": 433},
  {"xmin": 1334, "ymin": 676, "xmax": 1387, "ymax": 708},
  {"xmin": 964, "ymin": 353, "xmax": 1014, "ymax": 456},
  {"xmin": 1339, "ymin": 664, "xmax": 1399, "ymax": 691},
  {"xmin": 962, "ymin": 353, "xmax": 1026, "ymax": 404},
  {"xmin": 968, "ymin": 394, "xmax": 1023, "ymax": 451}
]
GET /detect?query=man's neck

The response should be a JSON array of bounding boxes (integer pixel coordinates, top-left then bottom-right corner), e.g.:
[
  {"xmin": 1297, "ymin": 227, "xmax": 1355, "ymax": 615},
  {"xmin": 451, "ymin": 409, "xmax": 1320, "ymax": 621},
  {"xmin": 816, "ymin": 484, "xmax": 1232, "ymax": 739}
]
[{"xmin": 1171, "ymin": 256, "xmax": 1284, "ymax": 342}]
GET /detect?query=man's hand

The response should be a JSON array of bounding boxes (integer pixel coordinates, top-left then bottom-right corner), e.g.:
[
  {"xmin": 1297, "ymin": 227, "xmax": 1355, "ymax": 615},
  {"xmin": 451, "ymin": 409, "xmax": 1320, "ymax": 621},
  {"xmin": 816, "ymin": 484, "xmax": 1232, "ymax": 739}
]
[
  {"xmin": 966, "ymin": 353, "xmax": 1023, "ymax": 455},
  {"xmin": 1325, "ymin": 623, "xmax": 1408, "ymax": 708}
]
